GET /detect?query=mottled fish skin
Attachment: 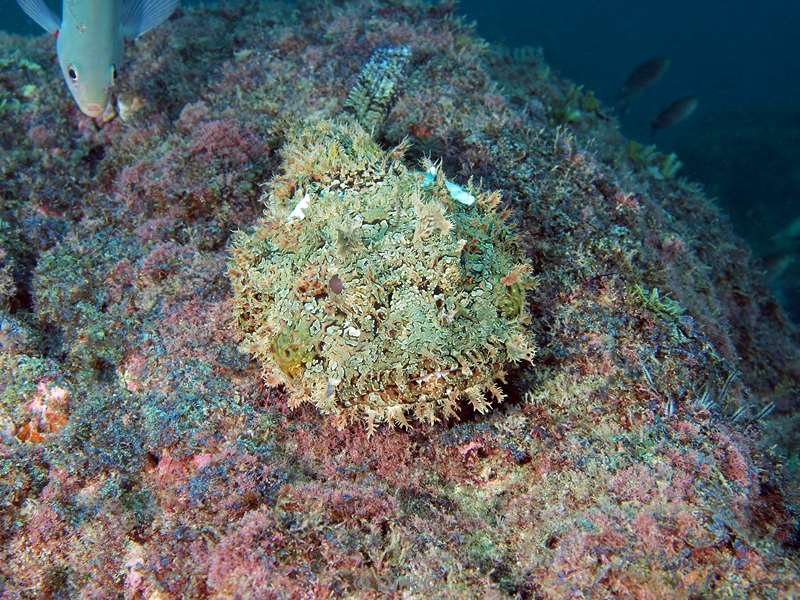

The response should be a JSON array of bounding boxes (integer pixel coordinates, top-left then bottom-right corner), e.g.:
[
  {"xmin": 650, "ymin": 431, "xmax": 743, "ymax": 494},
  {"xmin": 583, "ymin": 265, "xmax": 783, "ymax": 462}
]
[
  {"xmin": 650, "ymin": 96, "xmax": 699, "ymax": 133},
  {"xmin": 15, "ymin": 0, "xmax": 179, "ymax": 118},
  {"xmin": 616, "ymin": 57, "xmax": 670, "ymax": 111}
]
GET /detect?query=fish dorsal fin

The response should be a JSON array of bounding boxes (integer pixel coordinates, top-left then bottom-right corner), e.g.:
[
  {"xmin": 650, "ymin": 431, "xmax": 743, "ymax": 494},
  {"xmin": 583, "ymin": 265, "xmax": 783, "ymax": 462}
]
[
  {"xmin": 15, "ymin": 0, "xmax": 60, "ymax": 34},
  {"xmin": 122, "ymin": 0, "xmax": 179, "ymax": 39}
]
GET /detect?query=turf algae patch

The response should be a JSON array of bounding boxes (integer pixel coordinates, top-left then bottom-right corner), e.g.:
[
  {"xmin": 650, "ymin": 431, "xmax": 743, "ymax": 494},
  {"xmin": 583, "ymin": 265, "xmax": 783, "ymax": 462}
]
[{"xmin": 229, "ymin": 119, "xmax": 535, "ymax": 433}]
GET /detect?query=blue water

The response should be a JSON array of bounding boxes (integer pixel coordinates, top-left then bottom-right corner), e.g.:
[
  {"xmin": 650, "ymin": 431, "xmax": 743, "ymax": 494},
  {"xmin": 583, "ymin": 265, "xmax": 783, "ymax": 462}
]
[
  {"xmin": 463, "ymin": 0, "xmax": 800, "ymax": 245},
  {"xmin": 465, "ymin": 1, "xmax": 800, "ymax": 318},
  {"xmin": 2, "ymin": 0, "xmax": 799, "ymax": 313},
  {"xmin": 459, "ymin": 0, "xmax": 800, "ymax": 318},
  {"xmin": 466, "ymin": 1, "xmax": 798, "ymax": 126}
]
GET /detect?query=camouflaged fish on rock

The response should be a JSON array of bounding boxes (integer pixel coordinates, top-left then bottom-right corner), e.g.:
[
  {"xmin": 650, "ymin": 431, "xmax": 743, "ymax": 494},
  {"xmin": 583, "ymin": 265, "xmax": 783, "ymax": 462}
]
[
  {"xmin": 229, "ymin": 119, "xmax": 536, "ymax": 434},
  {"xmin": 16, "ymin": 0, "xmax": 178, "ymax": 117}
]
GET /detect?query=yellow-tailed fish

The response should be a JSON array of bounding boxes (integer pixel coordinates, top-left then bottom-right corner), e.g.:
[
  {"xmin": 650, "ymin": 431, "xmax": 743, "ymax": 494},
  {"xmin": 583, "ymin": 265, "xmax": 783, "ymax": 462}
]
[{"xmin": 15, "ymin": 0, "xmax": 179, "ymax": 117}]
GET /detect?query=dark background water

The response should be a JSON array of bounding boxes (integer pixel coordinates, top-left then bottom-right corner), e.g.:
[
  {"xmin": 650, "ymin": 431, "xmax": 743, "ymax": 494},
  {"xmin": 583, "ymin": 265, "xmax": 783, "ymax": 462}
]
[
  {"xmin": 3, "ymin": 0, "xmax": 799, "ymax": 315},
  {"xmin": 461, "ymin": 0, "xmax": 800, "ymax": 319},
  {"xmin": 462, "ymin": 1, "xmax": 800, "ymax": 244}
]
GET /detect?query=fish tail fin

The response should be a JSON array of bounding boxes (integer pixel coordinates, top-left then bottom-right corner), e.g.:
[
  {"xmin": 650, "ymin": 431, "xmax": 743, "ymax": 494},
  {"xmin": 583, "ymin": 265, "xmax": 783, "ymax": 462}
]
[
  {"xmin": 122, "ymin": 0, "xmax": 180, "ymax": 38},
  {"xmin": 15, "ymin": 0, "xmax": 60, "ymax": 34}
]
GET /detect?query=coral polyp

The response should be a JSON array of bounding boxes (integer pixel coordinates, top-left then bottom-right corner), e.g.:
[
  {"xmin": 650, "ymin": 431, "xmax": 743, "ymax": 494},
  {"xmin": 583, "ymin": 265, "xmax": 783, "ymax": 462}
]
[{"xmin": 229, "ymin": 119, "xmax": 534, "ymax": 431}]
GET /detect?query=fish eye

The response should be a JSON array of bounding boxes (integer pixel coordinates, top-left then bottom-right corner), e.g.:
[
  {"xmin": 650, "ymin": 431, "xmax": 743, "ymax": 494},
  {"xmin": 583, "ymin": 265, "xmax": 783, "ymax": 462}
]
[{"xmin": 67, "ymin": 66, "xmax": 78, "ymax": 81}]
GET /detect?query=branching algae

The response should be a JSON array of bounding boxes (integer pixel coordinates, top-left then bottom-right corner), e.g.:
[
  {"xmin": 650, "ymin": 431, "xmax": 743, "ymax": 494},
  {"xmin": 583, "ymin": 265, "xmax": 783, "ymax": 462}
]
[{"xmin": 229, "ymin": 119, "xmax": 535, "ymax": 433}]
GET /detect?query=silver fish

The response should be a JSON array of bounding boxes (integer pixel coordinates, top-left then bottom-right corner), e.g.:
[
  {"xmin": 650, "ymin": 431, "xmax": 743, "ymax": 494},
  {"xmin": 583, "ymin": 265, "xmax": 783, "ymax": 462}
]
[{"xmin": 16, "ymin": 0, "xmax": 179, "ymax": 117}]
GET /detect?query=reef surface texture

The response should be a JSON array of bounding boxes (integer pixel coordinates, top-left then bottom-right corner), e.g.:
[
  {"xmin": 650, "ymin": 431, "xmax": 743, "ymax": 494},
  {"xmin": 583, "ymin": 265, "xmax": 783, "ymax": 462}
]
[{"xmin": 1, "ymin": 1, "xmax": 799, "ymax": 597}]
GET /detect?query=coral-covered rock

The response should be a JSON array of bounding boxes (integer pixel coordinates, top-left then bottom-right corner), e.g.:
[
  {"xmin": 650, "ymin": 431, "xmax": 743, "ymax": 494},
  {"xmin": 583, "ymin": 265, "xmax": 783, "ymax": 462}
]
[{"xmin": 0, "ymin": 0, "xmax": 798, "ymax": 597}]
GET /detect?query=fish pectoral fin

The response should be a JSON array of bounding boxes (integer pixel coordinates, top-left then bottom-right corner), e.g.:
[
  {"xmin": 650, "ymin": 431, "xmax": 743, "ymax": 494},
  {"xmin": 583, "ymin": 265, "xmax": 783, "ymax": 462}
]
[
  {"xmin": 15, "ymin": 0, "xmax": 60, "ymax": 34},
  {"xmin": 122, "ymin": 0, "xmax": 180, "ymax": 38}
]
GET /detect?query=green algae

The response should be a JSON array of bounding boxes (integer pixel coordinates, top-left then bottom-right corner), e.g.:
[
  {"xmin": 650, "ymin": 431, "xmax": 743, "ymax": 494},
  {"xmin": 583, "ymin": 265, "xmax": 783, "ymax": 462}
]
[
  {"xmin": 270, "ymin": 320, "xmax": 315, "ymax": 380},
  {"xmin": 634, "ymin": 284, "xmax": 686, "ymax": 321}
]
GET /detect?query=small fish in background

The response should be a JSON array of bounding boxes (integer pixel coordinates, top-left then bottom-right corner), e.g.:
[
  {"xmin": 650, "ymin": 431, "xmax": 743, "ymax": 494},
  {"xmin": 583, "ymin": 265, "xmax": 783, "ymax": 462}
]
[
  {"xmin": 758, "ymin": 216, "xmax": 800, "ymax": 290},
  {"xmin": 762, "ymin": 250, "xmax": 799, "ymax": 313},
  {"xmin": 615, "ymin": 56, "xmax": 671, "ymax": 113},
  {"xmin": 15, "ymin": 0, "xmax": 179, "ymax": 118},
  {"xmin": 770, "ymin": 215, "xmax": 800, "ymax": 250},
  {"xmin": 763, "ymin": 252, "xmax": 797, "ymax": 283},
  {"xmin": 650, "ymin": 96, "xmax": 699, "ymax": 134}
]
